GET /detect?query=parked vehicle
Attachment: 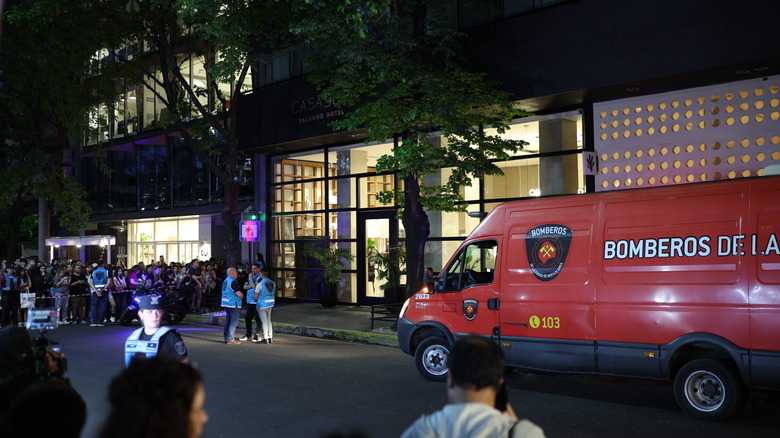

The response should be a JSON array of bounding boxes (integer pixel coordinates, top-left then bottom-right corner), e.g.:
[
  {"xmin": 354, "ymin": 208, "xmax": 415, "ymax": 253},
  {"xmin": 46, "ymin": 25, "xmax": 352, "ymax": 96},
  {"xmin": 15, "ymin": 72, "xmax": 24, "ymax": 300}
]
[
  {"xmin": 119, "ymin": 285, "xmax": 190, "ymax": 326},
  {"xmin": 398, "ymin": 175, "xmax": 780, "ymax": 421}
]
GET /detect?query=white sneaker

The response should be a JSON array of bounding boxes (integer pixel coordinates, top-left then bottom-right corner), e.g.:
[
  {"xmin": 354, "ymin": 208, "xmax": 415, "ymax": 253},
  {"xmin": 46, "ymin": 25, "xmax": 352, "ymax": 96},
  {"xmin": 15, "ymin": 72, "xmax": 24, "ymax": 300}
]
[
  {"xmin": 238, "ymin": 336, "xmax": 250, "ymax": 341},
  {"xmin": 110, "ymin": 317, "xmax": 116, "ymax": 323}
]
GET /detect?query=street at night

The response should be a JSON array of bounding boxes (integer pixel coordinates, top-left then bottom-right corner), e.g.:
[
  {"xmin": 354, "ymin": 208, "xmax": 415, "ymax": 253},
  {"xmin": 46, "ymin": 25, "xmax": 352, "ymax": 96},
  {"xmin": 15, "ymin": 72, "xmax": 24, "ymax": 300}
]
[{"xmin": 45, "ymin": 322, "xmax": 780, "ymax": 438}]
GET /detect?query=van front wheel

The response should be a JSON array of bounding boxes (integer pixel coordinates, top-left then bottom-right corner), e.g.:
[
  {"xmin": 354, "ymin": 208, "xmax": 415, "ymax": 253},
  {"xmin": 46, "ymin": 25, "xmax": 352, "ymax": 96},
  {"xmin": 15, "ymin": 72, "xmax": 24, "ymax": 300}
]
[
  {"xmin": 673, "ymin": 359, "xmax": 745, "ymax": 422},
  {"xmin": 415, "ymin": 336, "xmax": 450, "ymax": 381}
]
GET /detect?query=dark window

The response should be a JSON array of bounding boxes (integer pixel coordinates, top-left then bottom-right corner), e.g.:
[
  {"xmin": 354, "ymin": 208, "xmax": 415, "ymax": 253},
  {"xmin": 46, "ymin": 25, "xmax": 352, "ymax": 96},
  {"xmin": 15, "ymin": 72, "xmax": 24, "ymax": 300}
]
[
  {"xmin": 109, "ymin": 150, "xmax": 136, "ymax": 212},
  {"xmin": 171, "ymin": 138, "xmax": 209, "ymax": 207},
  {"xmin": 137, "ymin": 144, "xmax": 169, "ymax": 210},
  {"xmin": 84, "ymin": 157, "xmax": 111, "ymax": 215}
]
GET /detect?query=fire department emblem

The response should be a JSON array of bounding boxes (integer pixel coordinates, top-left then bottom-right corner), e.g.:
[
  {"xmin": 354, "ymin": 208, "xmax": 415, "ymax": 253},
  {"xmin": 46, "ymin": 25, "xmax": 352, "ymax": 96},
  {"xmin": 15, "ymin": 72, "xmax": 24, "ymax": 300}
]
[
  {"xmin": 462, "ymin": 299, "xmax": 478, "ymax": 321},
  {"xmin": 526, "ymin": 224, "xmax": 572, "ymax": 282}
]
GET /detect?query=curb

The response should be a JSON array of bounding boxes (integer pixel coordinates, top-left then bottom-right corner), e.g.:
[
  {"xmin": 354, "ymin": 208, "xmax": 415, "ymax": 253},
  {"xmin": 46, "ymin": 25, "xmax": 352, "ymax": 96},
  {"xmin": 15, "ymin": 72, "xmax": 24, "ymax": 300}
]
[{"xmin": 183, "ymin": 314, "xmax": 399, "ymax": 348}]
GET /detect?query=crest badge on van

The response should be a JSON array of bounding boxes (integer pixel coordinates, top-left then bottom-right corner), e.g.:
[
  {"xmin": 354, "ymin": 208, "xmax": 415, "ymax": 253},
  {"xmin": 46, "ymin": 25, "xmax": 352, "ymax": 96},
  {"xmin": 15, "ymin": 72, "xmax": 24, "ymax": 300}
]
[
  {"xmin": 526, "ymin": 224, "xmax": 573, "ymax": 282},
  {"xmin": 463, "ymin": 299, "xmax": 478, "ymax": 321}
]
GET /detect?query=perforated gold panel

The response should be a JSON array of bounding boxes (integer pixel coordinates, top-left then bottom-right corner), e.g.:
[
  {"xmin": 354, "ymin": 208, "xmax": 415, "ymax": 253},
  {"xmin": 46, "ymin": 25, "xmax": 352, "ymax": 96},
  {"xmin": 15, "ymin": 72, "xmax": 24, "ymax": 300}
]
[{"xmin": 594, "ymin": 76, "xmax": 780, "ymax": 190}]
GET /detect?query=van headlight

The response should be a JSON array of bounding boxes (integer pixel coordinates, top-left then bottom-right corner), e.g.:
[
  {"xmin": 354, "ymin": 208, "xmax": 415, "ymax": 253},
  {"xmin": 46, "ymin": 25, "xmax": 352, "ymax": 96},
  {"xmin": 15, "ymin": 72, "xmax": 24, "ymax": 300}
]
[{"xmin": 399, "ymin": 297, "xmax": 410, "ymax": 318}]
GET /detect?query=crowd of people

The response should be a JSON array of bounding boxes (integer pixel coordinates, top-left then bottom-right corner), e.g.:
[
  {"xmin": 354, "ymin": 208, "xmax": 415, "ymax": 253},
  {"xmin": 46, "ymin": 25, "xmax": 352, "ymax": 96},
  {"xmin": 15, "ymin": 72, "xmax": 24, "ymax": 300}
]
[
  {"xmin": 0, "ymin": 255, "xmax": 236, "ymax": 328},
  {"xmin": 1, "ymin": 252, "xmax": 545, "ymax": 438}
]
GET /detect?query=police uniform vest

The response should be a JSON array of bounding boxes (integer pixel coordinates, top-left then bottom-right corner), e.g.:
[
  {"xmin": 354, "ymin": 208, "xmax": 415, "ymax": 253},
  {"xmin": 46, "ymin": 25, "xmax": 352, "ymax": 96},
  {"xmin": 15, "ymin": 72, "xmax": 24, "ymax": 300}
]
[
  {"xmin": 92, "ymin": 267, "xmax": 109, "ymax": 287},
  {"xmin": 124, "ymin": 326, "xmax": 172, "ymax": 367},
  {"xmin": 221, "ymin": 276, "xmax": 241, "ymax": 307}
]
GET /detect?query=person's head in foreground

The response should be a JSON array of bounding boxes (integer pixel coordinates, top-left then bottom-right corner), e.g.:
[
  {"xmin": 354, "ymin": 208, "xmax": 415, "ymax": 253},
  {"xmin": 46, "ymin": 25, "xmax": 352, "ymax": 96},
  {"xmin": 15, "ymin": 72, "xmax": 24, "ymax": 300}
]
[{"xmin": 99, "ymin": 356, "xmax": 208, "ymax": 438}]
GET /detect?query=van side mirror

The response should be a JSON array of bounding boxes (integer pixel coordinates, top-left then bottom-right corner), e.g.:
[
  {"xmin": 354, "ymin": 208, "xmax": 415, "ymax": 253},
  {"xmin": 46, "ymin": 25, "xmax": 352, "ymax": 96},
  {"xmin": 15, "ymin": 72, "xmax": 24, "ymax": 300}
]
[{"xmin": 433, "ymin": 276, "xmax": 443, "ymax": 293}]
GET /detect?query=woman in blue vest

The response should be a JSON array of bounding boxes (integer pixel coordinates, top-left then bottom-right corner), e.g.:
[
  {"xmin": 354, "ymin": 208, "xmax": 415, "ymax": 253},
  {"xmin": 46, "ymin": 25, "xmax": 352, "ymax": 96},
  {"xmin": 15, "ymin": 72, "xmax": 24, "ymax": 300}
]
[{"xmin": 125, "ymin": 294, "xmax": 188, "ymax": 366}]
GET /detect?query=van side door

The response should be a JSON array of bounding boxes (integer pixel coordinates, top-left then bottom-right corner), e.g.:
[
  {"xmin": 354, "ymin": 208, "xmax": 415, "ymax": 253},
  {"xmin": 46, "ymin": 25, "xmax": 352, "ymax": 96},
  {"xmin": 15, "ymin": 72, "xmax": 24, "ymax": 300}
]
[
  {"xmin": 499, "ymin": 201, "xmax": 598, "ymax": 373},
  {"xmin": 435, "ymin": 239, "xmax": 501, "ymax": 339}
]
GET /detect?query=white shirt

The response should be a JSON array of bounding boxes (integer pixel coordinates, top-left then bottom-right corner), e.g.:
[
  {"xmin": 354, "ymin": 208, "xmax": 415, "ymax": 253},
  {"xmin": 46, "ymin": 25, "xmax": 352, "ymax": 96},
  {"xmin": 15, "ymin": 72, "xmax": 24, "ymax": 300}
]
[{"xmin": 402, "ymin": 402, "xmax": 545, "ymax": 438}]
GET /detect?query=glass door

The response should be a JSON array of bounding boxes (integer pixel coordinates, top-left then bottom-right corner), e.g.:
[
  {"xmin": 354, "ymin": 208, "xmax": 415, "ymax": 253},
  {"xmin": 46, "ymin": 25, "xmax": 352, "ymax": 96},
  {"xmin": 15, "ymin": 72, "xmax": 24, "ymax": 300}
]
[{"xmin": 357, "ymin": 210, "xmax": 398, "ymax": 304}]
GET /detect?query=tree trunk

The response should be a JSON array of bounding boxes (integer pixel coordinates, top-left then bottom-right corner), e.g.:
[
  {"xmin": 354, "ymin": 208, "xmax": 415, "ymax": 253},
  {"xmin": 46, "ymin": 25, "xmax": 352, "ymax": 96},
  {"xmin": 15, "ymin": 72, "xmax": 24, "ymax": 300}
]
[
  {"xmin": 222, "ymin": 178, "xmax": 241, "ymax": 268},
  {"xmin": 402, "ymin": 174, "xmax": 429, "ymax": 299}
]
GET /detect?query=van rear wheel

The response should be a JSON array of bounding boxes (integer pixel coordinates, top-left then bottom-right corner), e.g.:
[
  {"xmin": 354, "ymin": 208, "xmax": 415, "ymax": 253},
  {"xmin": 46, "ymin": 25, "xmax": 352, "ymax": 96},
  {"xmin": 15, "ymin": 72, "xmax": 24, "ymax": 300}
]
[
  {"xmin": 415, "ymin": 336, "xmax": 450, "ymax": 381},
  {"xmin": 673, "ymin": 359, "xmax": 745, "ymax": 422}
]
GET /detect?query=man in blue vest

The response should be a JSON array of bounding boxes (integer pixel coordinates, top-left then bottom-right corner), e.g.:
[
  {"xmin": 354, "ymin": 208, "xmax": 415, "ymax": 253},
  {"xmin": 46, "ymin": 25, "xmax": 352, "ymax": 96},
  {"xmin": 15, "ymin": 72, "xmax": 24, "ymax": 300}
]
[
  {"xmin": 88, "ymin": 261, "xmax": 110, "ymax": 326},
  {"xmin": 124, "ymin": 294, "xmax": 188, "ymax": 367},
  {"xmin": 239, "ymin": 263, "xmax": 262, "ymax": 342},
  {"xmin": 221, "ymin": 267, "xmax": 244, "ymax": 344}
]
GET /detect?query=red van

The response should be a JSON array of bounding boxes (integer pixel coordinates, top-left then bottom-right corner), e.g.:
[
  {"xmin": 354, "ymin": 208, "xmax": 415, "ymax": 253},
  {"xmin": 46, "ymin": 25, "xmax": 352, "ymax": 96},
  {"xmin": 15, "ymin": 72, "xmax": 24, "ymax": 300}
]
[{"xmin": 397, "ymin": 175, "xmax": 780, "ymax": 421}]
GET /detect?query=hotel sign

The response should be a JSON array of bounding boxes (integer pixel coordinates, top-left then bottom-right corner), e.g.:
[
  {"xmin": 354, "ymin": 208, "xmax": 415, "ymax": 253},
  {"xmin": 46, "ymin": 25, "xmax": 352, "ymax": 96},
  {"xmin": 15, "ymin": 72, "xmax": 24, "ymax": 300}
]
[{"xmin": 237, "ymin": 79, "xmax": 350, "ymax": 150}]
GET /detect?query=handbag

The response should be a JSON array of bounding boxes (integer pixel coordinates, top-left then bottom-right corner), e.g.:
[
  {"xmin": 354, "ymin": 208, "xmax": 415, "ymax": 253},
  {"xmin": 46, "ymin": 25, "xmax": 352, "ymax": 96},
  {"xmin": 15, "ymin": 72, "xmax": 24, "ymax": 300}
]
[{"xmin": 21, "ymin": 292, "xmax": 36, "ymax": 309}]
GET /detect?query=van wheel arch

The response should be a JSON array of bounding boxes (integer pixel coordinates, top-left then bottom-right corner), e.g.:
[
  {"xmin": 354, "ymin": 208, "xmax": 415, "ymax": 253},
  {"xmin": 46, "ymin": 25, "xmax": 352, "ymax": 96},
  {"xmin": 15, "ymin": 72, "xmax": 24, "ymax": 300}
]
[{"xmin": 667, "ymin": 341, "xmax": 743, "ymax": 381}]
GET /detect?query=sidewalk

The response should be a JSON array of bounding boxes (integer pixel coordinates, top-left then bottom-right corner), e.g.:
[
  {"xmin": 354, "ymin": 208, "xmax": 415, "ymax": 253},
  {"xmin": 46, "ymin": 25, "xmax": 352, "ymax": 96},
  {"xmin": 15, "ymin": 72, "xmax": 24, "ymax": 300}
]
[{"xmin": 183, "ymin": 302, "xmax": 400, "ymax": 347}]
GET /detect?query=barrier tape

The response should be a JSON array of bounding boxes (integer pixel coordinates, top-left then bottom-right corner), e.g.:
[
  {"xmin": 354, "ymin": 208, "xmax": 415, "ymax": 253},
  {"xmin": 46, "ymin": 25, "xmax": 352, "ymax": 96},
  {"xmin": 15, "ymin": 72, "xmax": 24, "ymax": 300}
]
[{"xmin": 8, "ymin": 288, "xmax": 178, "ymax": 302}]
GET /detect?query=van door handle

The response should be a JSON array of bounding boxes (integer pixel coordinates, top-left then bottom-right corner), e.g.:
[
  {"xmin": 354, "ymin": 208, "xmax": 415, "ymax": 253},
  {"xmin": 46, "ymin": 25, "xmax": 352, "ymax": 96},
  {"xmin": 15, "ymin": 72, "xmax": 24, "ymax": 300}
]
[{"xmin": 488, "ymin": 298, "xmax": 500, "ymax": 310}]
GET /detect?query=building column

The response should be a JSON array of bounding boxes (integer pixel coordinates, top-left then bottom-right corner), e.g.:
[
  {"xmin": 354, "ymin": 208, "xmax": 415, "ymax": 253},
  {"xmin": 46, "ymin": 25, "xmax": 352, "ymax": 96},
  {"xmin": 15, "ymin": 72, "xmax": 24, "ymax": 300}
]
[{"xmin": 539, "ymin": 119, "xmax": 579, "ymax": 196}]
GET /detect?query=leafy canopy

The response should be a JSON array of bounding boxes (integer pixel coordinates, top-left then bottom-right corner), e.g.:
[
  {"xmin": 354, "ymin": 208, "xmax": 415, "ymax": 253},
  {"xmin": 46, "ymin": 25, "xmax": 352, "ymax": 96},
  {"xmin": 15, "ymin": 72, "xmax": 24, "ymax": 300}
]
[{"xmin": 293, "ymin": 0, "xmax": 531, "ymax": 212}]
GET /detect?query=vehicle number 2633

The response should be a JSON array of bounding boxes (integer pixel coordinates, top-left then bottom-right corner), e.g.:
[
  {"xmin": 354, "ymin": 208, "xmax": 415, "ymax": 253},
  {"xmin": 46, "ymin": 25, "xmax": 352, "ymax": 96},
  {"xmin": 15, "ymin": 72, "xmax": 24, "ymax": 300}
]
[{"xmin": 529, "ymin": 315, "xmax": 560, "ymax": 329}]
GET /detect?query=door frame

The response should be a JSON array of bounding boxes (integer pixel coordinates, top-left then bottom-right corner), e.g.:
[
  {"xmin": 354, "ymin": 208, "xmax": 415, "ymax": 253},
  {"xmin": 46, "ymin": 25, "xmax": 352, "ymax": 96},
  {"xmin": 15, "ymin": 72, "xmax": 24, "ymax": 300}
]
[{"xmin": 356, "ymin": 209, "xmax": 399, "ymax": 305}]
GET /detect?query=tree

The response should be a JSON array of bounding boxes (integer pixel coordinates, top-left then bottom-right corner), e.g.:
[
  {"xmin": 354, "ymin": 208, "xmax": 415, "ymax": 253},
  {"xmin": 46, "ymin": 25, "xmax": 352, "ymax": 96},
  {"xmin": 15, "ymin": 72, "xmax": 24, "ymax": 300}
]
[
  {"xmin": 0, "ymin": 0, "xmax": 124, "ymax": 258},
  {"xmin": 293, "ymin": 0, "xmax": 531, "ymax": 297},
  {"xmin": 116, "ymin": 0, "xmax": 295, "ymax": 267}
]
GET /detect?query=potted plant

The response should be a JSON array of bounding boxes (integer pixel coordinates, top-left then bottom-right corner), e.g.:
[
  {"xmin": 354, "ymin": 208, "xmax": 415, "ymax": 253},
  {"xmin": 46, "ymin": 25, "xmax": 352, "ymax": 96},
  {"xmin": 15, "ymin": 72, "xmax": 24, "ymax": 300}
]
[
  {"xmin": 304, "ymin": 240, "xmax": 354, "ymax": 307},
  {"xmin": 367, "ymin": 239, "xmax": 406, "ymax": 303}
]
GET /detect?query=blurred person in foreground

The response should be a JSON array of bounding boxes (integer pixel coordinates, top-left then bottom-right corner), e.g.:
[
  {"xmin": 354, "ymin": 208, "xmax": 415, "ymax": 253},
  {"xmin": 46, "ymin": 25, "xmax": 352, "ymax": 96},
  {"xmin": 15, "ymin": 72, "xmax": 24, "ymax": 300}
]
[
  {"xmin": 98, "ymin": 356, "xmax": 208, "ymax": 438},
  {"xmin": 402, "ymin": 336, "xmax": 545, "ymax": 438},
  {"xmin": 0, "ymin": 326, "xmax": 84, "ymax": 437}
]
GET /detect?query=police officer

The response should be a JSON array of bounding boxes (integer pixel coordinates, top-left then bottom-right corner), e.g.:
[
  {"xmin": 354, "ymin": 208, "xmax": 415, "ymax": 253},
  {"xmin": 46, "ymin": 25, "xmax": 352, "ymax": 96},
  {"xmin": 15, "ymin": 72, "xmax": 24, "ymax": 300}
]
[
  {"xmin": 88, "ymin": 261, "xmax": 110, "ymax": 326},
  {"xmin": 124, "ymin": 294, "xmax": 188, "ymax": 367},
  {"xmin": 221, "ymin": 267, "xmax": 244, "ymax": 344}
]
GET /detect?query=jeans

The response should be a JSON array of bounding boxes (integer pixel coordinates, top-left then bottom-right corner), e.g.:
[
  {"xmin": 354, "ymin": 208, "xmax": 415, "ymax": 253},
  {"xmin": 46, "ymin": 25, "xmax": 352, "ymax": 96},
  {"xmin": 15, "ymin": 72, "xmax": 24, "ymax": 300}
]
[
  {"xmin": 244, "ymin": 303, "xmax": 262, "ymax": 337},
  {"xmin": 53, "ymin": 289, "xmax": 69, "ymax": 322},
  {"xmin": 192, "ymin": 284, "xmax": 202, "ymax": 310},
  {"xmin": 258, "ymin": 307, "xmax": 273, "ymax": 341},
  {"xmin": 0, "ymin": 289, "xmax": 20, "ymax": 326},
  {"xmin": 223, "ymin": 307, "xmax": 241, "ymax": 342},
  {"xmin": 113, "ymin": 289, "xmax": 128, "ymax": 317},
  {"xmin": 89, "ymin": 291, "xmax": 109, "ymax": 324}
]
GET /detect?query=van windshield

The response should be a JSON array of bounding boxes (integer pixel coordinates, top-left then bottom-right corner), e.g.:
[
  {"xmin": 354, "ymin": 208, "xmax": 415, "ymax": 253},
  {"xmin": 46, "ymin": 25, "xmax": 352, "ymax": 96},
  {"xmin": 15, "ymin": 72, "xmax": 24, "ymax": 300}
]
[{"xmin": 442, "ymin": 240, "xmax": 497, "ymax": 291}]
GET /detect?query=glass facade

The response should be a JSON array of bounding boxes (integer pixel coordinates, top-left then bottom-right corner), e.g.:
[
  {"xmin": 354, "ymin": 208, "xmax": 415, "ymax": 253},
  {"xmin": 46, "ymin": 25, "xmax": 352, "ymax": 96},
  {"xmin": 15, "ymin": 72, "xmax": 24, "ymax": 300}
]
[
  {"xmin": 83, "ymin": 139, "xmax": 252, "ymax": 215},
  {"xmin": 268, "ymin": 111, "xmax": 585, "ymax": 304},
  {"xmin": 127, "ymin": 216, "xmax": 207, "ymax": 266},
  {"xmin": 85, "ymin": 43, "xmax": 252, "ymax": 146}
]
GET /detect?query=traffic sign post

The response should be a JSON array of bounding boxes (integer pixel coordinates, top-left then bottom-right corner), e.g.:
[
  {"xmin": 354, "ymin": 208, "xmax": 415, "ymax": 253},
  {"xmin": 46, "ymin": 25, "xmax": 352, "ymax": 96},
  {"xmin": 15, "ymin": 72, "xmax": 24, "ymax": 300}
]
[{"xmin": 239, "ymin": 220, "xmax": 261, "ymax": 242}]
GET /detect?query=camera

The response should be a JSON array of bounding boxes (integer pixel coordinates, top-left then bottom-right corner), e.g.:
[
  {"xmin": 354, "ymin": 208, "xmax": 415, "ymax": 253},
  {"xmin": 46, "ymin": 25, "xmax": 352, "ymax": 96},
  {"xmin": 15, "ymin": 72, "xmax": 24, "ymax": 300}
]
[
  {"xmin": 26, "ymin": 308, "xmax": 59, "ymax": 332},
  {"xmin": 26, "ymin": 309, "xmax": 67, "ymax": 379}
]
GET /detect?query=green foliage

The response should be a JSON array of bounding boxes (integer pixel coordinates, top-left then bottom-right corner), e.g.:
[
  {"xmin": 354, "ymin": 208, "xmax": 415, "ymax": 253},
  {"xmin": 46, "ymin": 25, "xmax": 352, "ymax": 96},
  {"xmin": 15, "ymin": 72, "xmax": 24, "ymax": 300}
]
[
  {"xmin": 1, "ymin": 0, "xmax": 121, "ymax": 238},
  {"xmin": 19, "ymin": 214, "xmax": 40, "ymax": 241},
  {"xmin": 367, "ymin": 239, "xmax": 406, "ymax": 293},
  {"xmin": 293, "ymin": 0, "xmax": 532, "ymax": 213},
  {"xmin": 303, "ymin": 240, "xmax": 355, "ymax": 285},
  {"xmin": 49, "ymin": 172, "xmax": 92, "ymax": 234}
]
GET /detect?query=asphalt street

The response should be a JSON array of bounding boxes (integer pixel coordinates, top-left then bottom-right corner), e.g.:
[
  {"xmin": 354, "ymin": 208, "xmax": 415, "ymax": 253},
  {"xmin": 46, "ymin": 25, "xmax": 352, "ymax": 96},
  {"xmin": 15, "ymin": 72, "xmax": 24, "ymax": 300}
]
[{"xmin": 44, "ymin": 322, "xmax": 780, "ymax": 438}]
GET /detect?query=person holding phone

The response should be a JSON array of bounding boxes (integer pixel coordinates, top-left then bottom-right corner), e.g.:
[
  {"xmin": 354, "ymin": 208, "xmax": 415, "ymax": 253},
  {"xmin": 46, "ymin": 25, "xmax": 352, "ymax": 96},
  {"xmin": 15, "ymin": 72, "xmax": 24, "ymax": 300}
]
[{"xmin": 402, "ymin": 336, "xmax": 545, "ymax": 438}]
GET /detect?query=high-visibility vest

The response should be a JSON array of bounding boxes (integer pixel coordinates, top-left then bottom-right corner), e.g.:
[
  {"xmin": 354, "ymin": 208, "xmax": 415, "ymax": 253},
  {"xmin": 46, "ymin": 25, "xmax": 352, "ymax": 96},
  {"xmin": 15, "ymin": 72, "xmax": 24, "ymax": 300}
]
[{"xmin": 124, "ymin": 326, "xmax": 172, "ymax": 367}]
